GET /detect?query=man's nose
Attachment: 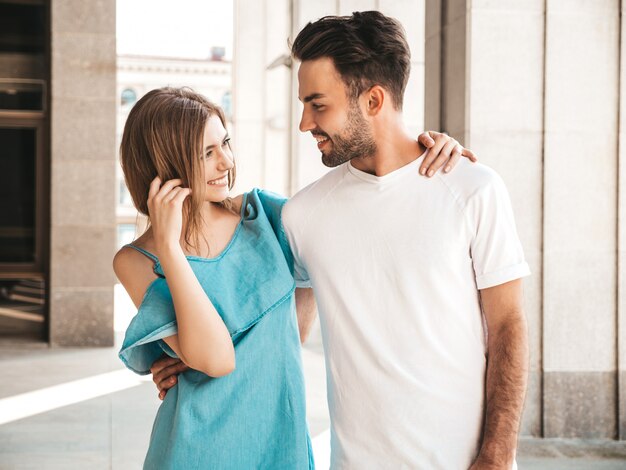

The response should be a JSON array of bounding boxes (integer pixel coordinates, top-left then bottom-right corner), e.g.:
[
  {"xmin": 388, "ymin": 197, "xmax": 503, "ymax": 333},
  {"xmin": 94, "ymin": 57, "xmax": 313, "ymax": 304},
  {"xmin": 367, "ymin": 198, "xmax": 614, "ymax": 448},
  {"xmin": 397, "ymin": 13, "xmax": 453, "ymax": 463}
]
[{"xmin": 299, "ymin": 108, "xmax": 314, "ymax": 133}]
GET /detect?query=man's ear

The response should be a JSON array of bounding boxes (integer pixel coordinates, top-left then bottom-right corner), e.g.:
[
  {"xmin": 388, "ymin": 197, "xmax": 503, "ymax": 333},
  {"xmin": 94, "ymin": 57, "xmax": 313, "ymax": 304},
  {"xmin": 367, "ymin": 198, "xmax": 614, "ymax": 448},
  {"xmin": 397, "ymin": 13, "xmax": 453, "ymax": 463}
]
[{"xmin": 365, "ymin": 85, "xmax": 385, "ymax": 116}]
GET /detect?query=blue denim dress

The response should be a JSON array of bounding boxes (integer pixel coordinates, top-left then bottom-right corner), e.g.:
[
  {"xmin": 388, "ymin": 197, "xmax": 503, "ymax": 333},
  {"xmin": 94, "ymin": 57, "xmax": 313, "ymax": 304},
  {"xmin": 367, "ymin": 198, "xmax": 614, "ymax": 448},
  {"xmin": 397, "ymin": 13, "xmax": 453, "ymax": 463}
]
[{"xmin": 119, "ymin": 189, "xmax": 314, "ymax": 470}]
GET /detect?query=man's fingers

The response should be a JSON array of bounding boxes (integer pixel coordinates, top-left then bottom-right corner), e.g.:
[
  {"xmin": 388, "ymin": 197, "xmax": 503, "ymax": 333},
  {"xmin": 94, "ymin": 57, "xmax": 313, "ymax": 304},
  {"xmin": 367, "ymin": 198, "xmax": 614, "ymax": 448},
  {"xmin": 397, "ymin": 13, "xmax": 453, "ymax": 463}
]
[
  {"xmin": 150, "ymin": 356, "xmax": 181, "ymax": 378},
  {"xmin": 157, "ymin": 374, "xmax": 178, "ymax": 393},
  {"xmin": 153, "ymin": 360, "xmax": 189, "ymax": 390}
]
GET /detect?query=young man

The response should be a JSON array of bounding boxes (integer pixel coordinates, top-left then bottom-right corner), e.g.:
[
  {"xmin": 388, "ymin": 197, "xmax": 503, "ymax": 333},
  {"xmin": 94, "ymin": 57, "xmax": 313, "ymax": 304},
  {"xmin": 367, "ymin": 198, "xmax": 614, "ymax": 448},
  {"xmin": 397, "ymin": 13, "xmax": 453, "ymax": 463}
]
[{"xmin": 281, "ymin": 11, "xmax": 530, "ymax": 470}]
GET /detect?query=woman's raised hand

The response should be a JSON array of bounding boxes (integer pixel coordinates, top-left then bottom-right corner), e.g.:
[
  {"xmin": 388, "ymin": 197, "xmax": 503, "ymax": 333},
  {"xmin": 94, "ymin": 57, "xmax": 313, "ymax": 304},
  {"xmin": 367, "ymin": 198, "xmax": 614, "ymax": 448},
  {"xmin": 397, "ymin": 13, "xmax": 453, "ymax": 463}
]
[{"xmin": 147, "ymin": 177, "xmax": 191, "ymax": 252}]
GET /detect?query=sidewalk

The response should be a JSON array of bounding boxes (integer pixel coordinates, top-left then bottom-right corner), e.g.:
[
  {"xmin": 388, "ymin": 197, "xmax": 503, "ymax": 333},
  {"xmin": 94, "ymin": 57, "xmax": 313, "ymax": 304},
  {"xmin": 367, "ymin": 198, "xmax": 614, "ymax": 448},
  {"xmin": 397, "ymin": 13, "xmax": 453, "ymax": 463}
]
[{"xmin": 0, "ymin": 309, "xmax": 624, "ymax": 468}]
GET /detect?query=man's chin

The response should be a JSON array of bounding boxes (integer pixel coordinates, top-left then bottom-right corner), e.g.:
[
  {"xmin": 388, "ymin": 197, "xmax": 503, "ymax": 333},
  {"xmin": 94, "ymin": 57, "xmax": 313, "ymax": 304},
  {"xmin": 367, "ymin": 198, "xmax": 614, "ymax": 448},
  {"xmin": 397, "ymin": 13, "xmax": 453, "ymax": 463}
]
[{"xmin": 321, "ymin": 152, "xmax": 350, "ymax": 168}]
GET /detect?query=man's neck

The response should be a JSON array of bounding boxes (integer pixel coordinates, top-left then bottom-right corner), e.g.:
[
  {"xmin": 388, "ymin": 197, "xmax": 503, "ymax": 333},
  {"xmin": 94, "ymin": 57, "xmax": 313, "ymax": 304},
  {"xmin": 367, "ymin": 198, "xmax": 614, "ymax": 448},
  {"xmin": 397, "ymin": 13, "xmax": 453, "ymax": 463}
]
[{"xmin": 349, "ymin": 117, "xmax": 425, "ymax": 177}]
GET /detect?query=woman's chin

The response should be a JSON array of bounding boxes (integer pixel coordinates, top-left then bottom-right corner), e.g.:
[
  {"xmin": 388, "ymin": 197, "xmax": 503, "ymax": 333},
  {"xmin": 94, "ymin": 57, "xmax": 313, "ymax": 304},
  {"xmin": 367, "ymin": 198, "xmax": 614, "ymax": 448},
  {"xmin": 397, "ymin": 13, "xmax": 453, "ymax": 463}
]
[{"xmin": 205, "ymin": 186, "xmax": 230, "ymax": 203}]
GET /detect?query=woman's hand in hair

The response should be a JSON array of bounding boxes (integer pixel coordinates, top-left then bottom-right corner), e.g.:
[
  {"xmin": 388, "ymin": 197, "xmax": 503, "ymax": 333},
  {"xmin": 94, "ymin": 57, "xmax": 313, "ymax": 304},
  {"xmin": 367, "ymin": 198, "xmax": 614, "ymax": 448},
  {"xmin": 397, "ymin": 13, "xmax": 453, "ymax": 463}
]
[{"xmin": 147, "ymin": 177, "xmax": 191, "ymax": 253}]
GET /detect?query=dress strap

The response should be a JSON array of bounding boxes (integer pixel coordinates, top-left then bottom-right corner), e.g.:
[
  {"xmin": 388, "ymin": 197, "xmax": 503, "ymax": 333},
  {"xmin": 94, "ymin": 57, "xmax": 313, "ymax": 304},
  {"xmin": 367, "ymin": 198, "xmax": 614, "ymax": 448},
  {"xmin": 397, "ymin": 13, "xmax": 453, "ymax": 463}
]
[{"xmin": 124, "ymin": 244, "xmax": 159, "ymax": 263}]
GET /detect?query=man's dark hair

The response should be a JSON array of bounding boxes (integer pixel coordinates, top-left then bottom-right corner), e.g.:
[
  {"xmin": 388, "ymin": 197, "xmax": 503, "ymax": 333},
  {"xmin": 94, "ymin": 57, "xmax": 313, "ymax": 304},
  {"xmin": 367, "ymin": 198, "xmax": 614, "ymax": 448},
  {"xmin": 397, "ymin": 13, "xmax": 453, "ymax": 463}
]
[{"xmin": 291, "ymin": 10, "xmax": 411, "ymax": 110}]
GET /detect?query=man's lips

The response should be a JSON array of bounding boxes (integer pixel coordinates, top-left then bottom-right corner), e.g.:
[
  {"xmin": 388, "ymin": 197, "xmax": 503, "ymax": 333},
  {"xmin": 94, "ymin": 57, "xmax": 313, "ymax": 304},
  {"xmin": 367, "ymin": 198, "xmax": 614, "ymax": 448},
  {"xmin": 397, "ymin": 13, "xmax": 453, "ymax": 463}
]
[{"xmin": 312, "ymin": 133, "xmax": 330, "ymax": 150}]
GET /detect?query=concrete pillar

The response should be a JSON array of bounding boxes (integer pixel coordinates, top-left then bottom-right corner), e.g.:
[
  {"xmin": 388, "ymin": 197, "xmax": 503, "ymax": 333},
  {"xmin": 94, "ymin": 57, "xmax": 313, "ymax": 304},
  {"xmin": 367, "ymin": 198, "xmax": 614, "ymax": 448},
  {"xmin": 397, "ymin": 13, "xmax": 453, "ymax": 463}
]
[
  {"xmin": 49, "ymin": 0, "xmax": 117, "ymax": 346},
  {"xmin": 543, "ymin": 0, "xmax": 619, "ymax": 439},
  {"xmin": 620, "ymin": 0, "xmax": 626, "ymax": 441},
  {"xmin": 232, "ymin": 0, "xmax": 291, "ymax": 195},
  {"xmin": 427, "ymin": 0, "xmax": 622, "ymax": 440}
]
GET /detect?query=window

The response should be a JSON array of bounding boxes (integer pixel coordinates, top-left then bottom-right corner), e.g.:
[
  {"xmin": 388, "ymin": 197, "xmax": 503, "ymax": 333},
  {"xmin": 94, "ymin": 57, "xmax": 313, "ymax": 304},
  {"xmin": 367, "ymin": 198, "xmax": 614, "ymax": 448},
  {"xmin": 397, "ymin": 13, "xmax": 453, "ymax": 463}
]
[{"xmin": 121, "ymin": 88, "xmax": 137, "ymax": 107}]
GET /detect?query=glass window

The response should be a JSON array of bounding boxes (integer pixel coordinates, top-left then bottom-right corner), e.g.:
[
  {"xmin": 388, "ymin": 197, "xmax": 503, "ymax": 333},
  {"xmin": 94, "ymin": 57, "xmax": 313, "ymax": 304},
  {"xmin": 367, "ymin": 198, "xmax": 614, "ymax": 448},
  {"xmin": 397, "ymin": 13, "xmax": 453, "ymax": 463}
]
[
  {"xmin": 119, "ymin": 178, "xmax": 134, "ymax": 207},
  {"xmin": 117, "ymin": 224, "xmax": 137, "ymax": 250},
  {"xmin": 121, "ymin": 88, "xmax": 137, "ymax": 107},
  {"xmin": 0, "ymin": 3, "xmax": 45, "ymax": 54},
  {"xmin": 221, "ymin": 91, "xmax": 232, "ymax": 120},
  {"xmin": 0, "ymin": 127, "xmax": 36, "ymax": 263}
]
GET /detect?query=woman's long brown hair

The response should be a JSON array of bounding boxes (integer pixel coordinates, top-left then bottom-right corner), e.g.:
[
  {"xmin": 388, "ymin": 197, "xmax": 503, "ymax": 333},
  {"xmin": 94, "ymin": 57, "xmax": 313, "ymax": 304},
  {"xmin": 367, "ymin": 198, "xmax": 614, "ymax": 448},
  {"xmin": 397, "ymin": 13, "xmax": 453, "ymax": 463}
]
[{"xmin": 120, "ymin": 87, "xmax": 236, "ymax": 255}]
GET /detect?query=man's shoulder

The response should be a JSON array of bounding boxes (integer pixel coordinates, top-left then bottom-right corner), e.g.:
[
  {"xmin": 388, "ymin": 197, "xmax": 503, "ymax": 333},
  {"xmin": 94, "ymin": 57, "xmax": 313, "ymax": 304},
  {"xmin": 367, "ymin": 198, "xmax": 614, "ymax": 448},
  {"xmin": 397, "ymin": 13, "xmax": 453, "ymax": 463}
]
[
  {"xmin": 284, "ymin": 164, "xmax": 347, "ymax": 214},
  {"xmin": 435, "ymin": 159, "xmax": 507, "ymax": 203}
]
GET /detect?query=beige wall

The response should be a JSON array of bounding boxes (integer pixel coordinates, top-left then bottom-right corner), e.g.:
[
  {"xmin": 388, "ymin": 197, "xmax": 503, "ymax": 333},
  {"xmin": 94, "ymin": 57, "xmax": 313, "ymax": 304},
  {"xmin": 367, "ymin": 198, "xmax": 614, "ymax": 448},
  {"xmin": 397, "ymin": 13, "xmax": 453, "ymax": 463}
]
[{"xmin": 49, "ymin": 0, "xmax": 117, "ymax": 346}]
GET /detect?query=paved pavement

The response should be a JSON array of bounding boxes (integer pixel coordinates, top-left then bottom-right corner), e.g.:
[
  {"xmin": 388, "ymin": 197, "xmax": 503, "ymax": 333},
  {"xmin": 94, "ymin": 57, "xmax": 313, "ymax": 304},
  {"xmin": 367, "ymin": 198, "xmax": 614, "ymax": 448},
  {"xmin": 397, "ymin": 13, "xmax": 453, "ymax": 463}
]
[{"xmin": 0, "ymin": 289, "xmax": 624, "ymax": 469}]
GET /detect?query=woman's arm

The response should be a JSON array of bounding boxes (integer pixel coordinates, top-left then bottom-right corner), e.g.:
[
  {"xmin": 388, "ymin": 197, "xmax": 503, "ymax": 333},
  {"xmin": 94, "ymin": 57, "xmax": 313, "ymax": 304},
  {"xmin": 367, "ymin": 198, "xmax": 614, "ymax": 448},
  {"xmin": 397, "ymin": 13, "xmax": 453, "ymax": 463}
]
[
  {"xmin": 133, "ymin": 177, "xmax": 234, "ymax": 377},
  {"xmin": 157, "ymin": 246, "xmax": 235, "ymax": 377}
]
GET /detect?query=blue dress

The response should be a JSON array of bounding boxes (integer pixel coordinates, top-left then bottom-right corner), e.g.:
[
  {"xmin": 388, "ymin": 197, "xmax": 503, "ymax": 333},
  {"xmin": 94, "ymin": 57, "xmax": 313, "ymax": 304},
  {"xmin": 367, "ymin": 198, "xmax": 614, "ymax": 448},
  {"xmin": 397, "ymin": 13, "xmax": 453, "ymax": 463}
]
[{"xmin": 119, "ymin": 189, "xmax": 314, "ymax": 470}]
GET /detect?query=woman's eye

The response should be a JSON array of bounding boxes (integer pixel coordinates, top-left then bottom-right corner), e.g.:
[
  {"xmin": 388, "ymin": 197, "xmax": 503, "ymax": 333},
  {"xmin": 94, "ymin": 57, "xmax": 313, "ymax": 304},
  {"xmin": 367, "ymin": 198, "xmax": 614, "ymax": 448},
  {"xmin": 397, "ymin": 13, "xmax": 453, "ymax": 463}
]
[{"xmin": 222, "ymin": 138, "xmax": 231, "ymax": 148}]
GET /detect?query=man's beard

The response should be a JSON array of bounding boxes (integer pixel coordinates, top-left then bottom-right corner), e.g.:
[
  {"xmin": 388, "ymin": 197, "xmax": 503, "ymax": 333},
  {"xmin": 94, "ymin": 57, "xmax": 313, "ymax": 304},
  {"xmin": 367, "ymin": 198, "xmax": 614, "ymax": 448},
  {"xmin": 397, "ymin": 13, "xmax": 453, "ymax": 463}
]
[{"xmin": 321, "ymin": 105, "xmax": 377, "ymax": 168}]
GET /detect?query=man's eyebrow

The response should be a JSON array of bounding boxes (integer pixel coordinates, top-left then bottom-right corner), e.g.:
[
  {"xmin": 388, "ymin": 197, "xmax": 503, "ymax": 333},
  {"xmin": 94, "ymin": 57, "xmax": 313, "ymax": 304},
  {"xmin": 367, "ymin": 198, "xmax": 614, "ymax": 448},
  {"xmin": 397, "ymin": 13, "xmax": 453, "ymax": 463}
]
[
  {"xmin": 204, "ymin": 133, "xmax": 229, "ymax": 151},
  {"xmin": 302, "ymin": 93, "xmax": 325, "ymax": 103}
]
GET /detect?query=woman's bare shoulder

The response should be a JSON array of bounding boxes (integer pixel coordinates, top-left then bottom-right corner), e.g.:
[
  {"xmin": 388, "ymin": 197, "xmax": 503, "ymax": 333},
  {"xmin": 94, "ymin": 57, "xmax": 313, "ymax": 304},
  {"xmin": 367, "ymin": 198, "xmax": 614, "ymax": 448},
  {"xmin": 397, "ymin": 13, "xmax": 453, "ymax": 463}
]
[{"xmin": 113, "ymin": 237, "xmax": 159, "ymax": 307}]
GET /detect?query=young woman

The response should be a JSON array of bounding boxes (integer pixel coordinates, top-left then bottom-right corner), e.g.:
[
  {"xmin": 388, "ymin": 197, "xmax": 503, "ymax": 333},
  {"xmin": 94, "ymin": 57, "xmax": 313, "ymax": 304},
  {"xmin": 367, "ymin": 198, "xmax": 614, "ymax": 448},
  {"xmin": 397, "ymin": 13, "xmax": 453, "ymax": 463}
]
[{"xmin": 114, "ymin": 87, "xmax": 471, "ymax": 469}]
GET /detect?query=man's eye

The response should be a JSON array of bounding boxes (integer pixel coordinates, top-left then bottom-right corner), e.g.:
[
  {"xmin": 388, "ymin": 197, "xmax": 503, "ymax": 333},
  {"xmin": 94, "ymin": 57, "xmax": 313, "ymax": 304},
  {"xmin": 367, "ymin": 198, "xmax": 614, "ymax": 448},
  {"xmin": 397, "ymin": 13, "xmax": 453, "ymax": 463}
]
[{"xmin": 312, "ymin": 103, "xmax": 324, "ymax": 110}]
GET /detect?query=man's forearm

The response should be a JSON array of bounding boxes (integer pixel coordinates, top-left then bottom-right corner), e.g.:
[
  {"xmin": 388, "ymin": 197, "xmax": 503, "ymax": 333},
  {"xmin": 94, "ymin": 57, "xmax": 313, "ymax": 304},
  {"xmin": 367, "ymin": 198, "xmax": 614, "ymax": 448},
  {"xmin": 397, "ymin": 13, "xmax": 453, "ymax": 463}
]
[{"xmin": 477, "ymin": 313, "xmax": 529, "ymax": 467}]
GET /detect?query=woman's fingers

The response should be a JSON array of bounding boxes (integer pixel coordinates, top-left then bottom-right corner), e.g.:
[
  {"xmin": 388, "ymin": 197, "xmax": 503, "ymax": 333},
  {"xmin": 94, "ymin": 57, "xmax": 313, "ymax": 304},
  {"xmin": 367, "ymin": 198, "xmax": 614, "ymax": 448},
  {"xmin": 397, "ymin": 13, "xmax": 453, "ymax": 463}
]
[
  {"xmin": 162, "ymin": 186, "xmax": 182, "ymax": 204},
  {"xmin": 419, "ymin": 135, "xmax": 447, "ymax": 175},
  {"xmin": 148, "ymin": 178, "xmax": 185, "ymax": 207},
  {"xmin": 427, "ymin": 139, "xmax": 458, "ymax": 176},
  {"xmin": 417, "ymin": 132, "xmax": 435, "ymax": 149},
  {"xmin": 463, "ymin": 148, "xmax": 478, "ymax": 162},
  {"xmin": 148, "ymin": 176, "xmax": 162, "ymax": 201},
  {"xmin": 155, "ymin": 179, "xmax": 183, "ymax": 200},
  {"xmin": 444, "ymin": 145, "xmax": 463, "ymax": 173},
  {"xmin": 173, "ymin": 188, "xmax": 192, "ymax": 205}
]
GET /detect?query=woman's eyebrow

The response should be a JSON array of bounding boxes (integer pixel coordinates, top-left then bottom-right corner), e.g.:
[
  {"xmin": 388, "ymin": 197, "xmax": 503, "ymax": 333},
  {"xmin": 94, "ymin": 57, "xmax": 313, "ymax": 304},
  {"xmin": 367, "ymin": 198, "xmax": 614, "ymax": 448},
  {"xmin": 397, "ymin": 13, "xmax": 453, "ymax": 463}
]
[{"xmin": 204, "ymin": 133, "xmax": 229, "ymax": 151}]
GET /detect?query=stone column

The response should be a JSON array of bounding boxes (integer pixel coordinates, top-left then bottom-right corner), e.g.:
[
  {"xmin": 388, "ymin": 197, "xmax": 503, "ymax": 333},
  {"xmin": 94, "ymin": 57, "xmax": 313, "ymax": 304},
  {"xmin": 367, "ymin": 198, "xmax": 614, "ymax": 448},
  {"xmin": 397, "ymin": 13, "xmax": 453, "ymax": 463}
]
[
  {"xmin": 232, "ymin": 0, "xmax": 291, "ymax": 195},
  {"xmin": 49, "ymin": 0, "xmax": 117, "ymax": 346},
  {"xmin": 426, "ymin": 0, "xmax": 622, "ymax": 440},
  {"xmin": 543, "ymin": 0, "xmax": 619, "ymax": 439},
  {"xmin": 620, "ymin": 0, "xmax": 626, "ymax": 441}
]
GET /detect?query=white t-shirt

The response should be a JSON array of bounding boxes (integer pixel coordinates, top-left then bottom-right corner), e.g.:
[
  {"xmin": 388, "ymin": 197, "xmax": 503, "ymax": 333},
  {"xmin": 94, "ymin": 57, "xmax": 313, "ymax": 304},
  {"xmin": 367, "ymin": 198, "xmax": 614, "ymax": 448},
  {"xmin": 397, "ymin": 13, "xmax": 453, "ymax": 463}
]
[{"xmin": 282, "ymin": 155, "xmax": 530, "ymax": 470}]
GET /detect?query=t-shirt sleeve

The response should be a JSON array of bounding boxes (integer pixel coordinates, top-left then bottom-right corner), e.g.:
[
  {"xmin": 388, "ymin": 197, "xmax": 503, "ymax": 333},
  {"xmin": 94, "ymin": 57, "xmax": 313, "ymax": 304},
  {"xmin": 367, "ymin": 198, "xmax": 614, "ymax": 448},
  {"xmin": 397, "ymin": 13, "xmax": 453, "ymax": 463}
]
[
  {"xmin": 118, "ymin": 278, "xmax": 179, "ymax": 375},
  {"xmin": 281, "ymin": 199, "xmax": 312, "ymax": 289},
  {"xmin": 466, "ymin": 171, "xmax": 531, "ymax": 290},
  {"xmin": 257, "ymin": 189, "xmax": 312, "ymax": 288}
]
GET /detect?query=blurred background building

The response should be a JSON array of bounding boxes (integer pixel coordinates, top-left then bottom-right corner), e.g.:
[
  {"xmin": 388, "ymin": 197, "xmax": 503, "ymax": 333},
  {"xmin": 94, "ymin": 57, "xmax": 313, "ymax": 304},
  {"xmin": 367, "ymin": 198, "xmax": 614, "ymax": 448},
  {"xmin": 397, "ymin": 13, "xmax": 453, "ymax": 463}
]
[{"xmin": 0, "ymin": 0, "xmax": 624, "ymax": 457}]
